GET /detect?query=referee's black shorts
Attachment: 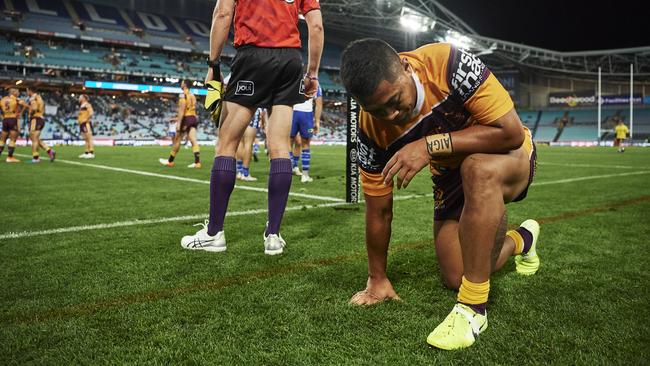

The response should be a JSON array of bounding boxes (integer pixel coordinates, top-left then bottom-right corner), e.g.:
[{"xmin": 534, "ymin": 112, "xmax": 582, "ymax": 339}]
[{"xmin": 224, "ymin": 46, "xmax": 305, "ymax": 109}]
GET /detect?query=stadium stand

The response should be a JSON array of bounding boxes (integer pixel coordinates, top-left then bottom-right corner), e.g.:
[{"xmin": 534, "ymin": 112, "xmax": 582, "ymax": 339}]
[
  {"xmin": 1, "ymin": 0, "xmax": 647, "ymax": 145},
  {"xmin": 25, "ymin": 92, "xmax": 347, "ymax": 143},
  {"xmin": 0, "ymin": 0, "xmax": 345, "ymax": 91}
]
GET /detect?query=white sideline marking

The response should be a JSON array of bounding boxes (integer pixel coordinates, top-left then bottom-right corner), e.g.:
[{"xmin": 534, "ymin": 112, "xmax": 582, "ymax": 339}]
[
  {"xmin": 531, "ymin": 170, "xmax": 650, "ymax": 186},
  {"xmin": 0, "ymin": 194, "xmax": 425, "ymax": 240},
  {"xmin": 0, "ymin": 201, "xmax": 350, "ymax": 240},
  {"xmin": 2, "ymin": 171, "xmax": 649, "ymax": 241},
  {"xmin": 15, "ymin": 154, "xmax": 344, "ymax": 203},
  {"xmin": 538, "ymin": 162, "xmax": 650, "ymax": 170}
]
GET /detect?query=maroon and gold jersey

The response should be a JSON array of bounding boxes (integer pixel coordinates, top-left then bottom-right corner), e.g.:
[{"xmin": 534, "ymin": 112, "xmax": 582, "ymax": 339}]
[
  {"xmin": 233, "ymin": 0, "xmax": 320, "ymax": 48},
  {"xmin": 77, "ymin": 101, "xmax": 92, "ymax": 124},
  {"xmin": 359, "ymin": 43, "xmax": 524, "ymax": 197},
  {"xmin": 29, "ymin": 93, "xmax": 45, "ymax": 118},
  {"xmin": 1, "ymin": 95, "xmax": 20, "ymax": 119},
  {"xmin": 179, "ymin": 90, "xmax": 197, "ymax": 117}
]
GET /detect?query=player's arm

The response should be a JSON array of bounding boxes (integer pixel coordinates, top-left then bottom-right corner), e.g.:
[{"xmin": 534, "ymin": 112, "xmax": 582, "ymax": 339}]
[
  {"xmin": 206, "ymin": 0, "xmax": 235, "ymax": 82},
  {"xmin": 426, "ymin": 108, "xmax": 524, "ymax": 156},
  {"xmin": 313, "ymin": 95, "xmax": 323, "ymax": 134},
  {"xmin": 382, "ymin": 109, "xmax": 524, "ymax": 189},
  {"xmin": 303, "ymin": 9, "xmax": 324, "ymax": 97},
  {"xmin": 18, "ymin": 99, "xmax": 29, "ymax": 116},
  {"xmin": 351, "ymin": 164, "xmax": 401, "ymax": 304},
  {"xmin": 86, "ymin": 104, "xmax": 94, "ymax": 121},
  {"xmin": 29, "ymin": 99, "xmax": 37, "ymax": 118},
  {"xmin": 175, "ymin": 99, "xmax": 186, "ymax": 122},
  {"xmin": 364, "ymin": 192, "xmax": 394, "ymax": 280}
]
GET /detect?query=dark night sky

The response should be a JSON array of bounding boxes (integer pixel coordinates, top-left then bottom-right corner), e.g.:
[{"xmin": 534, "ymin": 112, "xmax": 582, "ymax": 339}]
[{"xmin": 435, "ymin": 0, "xmax": 649, "ymax": 51}]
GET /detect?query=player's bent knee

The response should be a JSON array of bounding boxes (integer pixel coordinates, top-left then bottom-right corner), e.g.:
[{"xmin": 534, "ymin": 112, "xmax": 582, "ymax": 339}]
[{"xmin": 460, "ymin": 156, "xmax": 499, "ymax": 189}]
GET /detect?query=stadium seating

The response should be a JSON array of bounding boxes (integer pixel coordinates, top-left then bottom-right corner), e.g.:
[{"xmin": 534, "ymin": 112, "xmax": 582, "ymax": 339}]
[
  {"xmin": 518, "ymin": 107, "xmax": 650, "ymax": 142},
  {"xmin": 0, "ymin": 0, "xmax": 346, "ymax": 91},
  {"xmin": 30, "ymin": 92, "xmax": 347, "ymax": 142}
]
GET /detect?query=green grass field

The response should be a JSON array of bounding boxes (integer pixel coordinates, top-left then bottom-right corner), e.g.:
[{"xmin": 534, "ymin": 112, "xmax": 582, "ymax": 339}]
[{"xmin": 1, "ymin": 144, "xmax": 649, "ymax": 365}]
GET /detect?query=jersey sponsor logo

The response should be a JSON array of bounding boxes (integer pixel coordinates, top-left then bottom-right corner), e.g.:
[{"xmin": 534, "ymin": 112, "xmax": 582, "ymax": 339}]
[
  {"xmin": 298, "ymin": 79, "xmax": 306, "ymax": 95},
  {"xmin": 449, "ymin": 48, "xmax": 486, "ymax": 102},
  {"xmin": 357, "ymin": 137, "xmax": 383, "ymax": 173},
  {"xmin": 235, "ymin": 81, "xmax": 255, "ymax": 96}
]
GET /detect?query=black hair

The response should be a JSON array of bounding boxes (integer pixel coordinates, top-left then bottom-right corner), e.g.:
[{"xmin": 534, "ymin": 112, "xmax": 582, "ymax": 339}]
[
  {"xmin": 181, "ymin": 79, "xmax": 190, "ymax": 89},
  {"xmin": 340, "ymin": 38, "xmax": 402, "ymax": 100}
]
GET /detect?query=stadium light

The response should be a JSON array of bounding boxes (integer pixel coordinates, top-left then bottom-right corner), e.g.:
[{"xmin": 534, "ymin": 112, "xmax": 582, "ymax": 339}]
[
  {"xmin": 399, "ymin": 6, "xmax": 433, "ymax": 33},
  {"xmin": 443, "ymin": 30, "xmax": 473, "ymax": 50}
]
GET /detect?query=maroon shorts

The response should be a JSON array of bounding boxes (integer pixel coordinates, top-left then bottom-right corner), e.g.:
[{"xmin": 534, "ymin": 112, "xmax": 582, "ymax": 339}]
[
  {"xmin": 30, "ymin": 117, "xmax": 45, "ymax": 132},
  {"xmin": 180, "ymin": 116, "xmax": 198, "ymax": 133},
  {"xmin": 79, "ymin": 121, "xmax": 93, "ymax": 134},
  {"xmin": 2, "ymin": 118, "xmax": 18, "ymax": 132},
  {"xmin": 432, "ymin": 143, "xmax": 537, "ymax": 221},
  {"xmin": 614, "ymin": 138, "xmax": 623, "ymax": 146}
]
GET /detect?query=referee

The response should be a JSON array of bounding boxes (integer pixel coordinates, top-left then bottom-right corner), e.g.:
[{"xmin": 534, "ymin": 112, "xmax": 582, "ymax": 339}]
[{"xmin": 180, "ymin": 0, "xmax": 324, "ymax": 255}]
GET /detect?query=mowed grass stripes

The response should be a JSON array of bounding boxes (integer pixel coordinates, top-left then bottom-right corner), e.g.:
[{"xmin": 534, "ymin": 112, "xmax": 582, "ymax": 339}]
[{"xmin": 1, "ymin": 145, "xmax": 649, "ymax": 364}]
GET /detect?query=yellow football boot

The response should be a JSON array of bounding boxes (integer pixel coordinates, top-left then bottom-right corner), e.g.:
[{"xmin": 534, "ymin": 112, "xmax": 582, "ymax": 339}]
[
  {"xmin": 427, "ymin": 303, "xmax": 487, "ymax": 350},
  {"xmin": 515, "ymin": 219, "xmax": 540, "ymax": 275}
]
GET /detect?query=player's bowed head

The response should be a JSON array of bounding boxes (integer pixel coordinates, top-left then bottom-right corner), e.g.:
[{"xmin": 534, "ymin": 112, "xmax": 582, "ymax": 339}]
[{"xmin": 340, "ymin": 38, "xmax": 418, "ymax": 126}]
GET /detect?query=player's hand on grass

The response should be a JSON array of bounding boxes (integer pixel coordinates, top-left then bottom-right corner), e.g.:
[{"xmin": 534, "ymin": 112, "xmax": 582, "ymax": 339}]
[
  {"xmin": 382, "ymin": 137, "xmax": 430, "ymax": 189},
  {"xmin": 349, "ymin": 276, "xmax": 401, "ymax": 306}
]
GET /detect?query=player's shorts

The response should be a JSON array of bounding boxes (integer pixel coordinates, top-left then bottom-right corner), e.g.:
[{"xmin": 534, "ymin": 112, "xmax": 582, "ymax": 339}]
[
  {"xmin": 614, "ymin": 138, "xmax": 623, "ymax": 146},
  {"xmin": 179, "ymin": 116, "xmax": 198, "ymax": 133},
  {"xmin": 290, "ymin": 110, "xmax": 314, "ymax": 139},
  {"xmin": 30, "ymin": 117, "xmax": 45, "ymax": 132},
  {"xmin": 432, "ymin": 132, "xmax": 537, "ymax": 221},
  {"xmin": 79, "ymin": 121, "xmax": 93, "ymax": 134},
  {"xmin": 224, "ymin": 46, "xmax": 304, "ymax": 109},
  {"xmin": 2, "ymin": 118, "xmax": 18, "ymax": 132}
]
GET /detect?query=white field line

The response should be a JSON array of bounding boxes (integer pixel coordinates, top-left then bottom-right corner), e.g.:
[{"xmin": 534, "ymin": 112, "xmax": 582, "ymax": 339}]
[
  {"xmin": 531, "ymin": 170, "xmax": 650, "ymax": 186},
  {"xmin": 537, "ymin": 161, "xmax": 650, "ymax": 170},
  {"xmin": 15, "ymin": 154, "xmax": 344, "ymax": 203},
  {"xmin": 0, "ymin": 201, "xmax": 350, "ymax": 240},
  {"xmin": 0, "ymin": 195, "xmax": 425, "ymax": 240},
  {"xmin": 3, "ymin": 170, "xmax": 649, "ymax": 240}
]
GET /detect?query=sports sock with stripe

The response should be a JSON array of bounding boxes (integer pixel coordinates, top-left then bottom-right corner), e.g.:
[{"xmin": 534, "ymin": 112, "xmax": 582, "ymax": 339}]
[
  {"xmin": 457, "ymin": 276, "xmax": 489, "ymax": 315},
  {"xmin": 290, "ymin": 152, "xmax": 299, "ymax": 169},
  {"xmin": 266, "ymin": 158, "xmax": 292, "ymax": 235},
  {"xmin": 236, "ymin": 160, "xmax": 243, "ymax": 174},
  {"xmin": 207, "ymin": 156, "xmax": 236, "ymax": 235},
  {"xmin": 301, "ymin": 149, "xmax": 310, "ymax": 172},
  {"xmin": 508, "ymin": 227, "xmax": 534, "ymax": 255}
]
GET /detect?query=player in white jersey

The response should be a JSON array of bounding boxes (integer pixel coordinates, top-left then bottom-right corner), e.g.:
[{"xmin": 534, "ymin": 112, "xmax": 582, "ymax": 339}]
[
  {"xmin": 236, "ymin": 108, "xmax": 266, "ymax": 181},
  {"xmin": 290, "ymin": 84, "xmax": 322, "ymax": 182}
]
